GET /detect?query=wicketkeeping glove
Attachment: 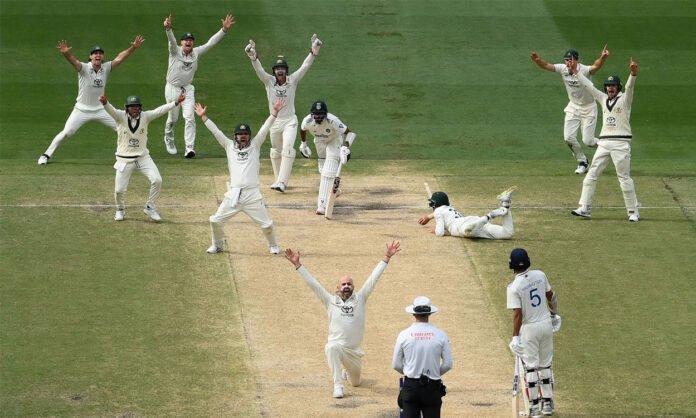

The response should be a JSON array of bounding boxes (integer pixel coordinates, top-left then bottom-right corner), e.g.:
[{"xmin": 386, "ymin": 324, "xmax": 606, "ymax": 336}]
[
  {"xmin": 299, "ymin": 141, "xmax": 312, "ymax": 158},
  {"xmin": 244, "ymin": 40, "xmax": 257, "ymax": 59},
  {"xmin": 340, "ymin": 145, "xmax": 351, "ymax": 164},
  {"xmin": 551, "ymin": 314, "xmax": 562, "ymax": 333},
  {"xmin": 509, "ymin": 336, "xmax": 524, "ymax": 356}
]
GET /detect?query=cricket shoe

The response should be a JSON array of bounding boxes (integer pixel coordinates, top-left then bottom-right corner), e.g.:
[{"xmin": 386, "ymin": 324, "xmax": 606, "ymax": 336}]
[
  {"xmin": 529, "ymin": 403, "xmax": 543, "ymax": 418},
  {"xmin": 184, "ymin": 147, "xmax": 196, "ymax": 159},
  {"xmin": 38, "ymin": 154, "xmax": 50, "ymax": 165},
  {"xmin": 575, "ymin": 160, "xmax": 589, "ymax": 174},
  {"xmin": 541, "ymin": 400, "xmax": 554, "ymax": 416},
  {"xmin": 114, "ymin": 210, "xmax": 125, "ymax": 221},
  {"xmin": 487, "ymin": 207, "xmax": 508, "ymax": 219},
  {"xmin": 332, "ymin": 385, "xmax": 344, "ymax": 398},
  {"xmin": 207, "ymin": 243, "xmax": 224, "ymax": 254},
  {"xmin": 628, "ymin": 209, "xmax": 640, "ymax": 222},
  {"xmin": 497, "ymin": 185, "xmax": 518, "ymax": 208},
  {"xmin": 271, "ymin": 182, "xmax": 286, "ymax": 193},
  {"xmin": 164, "ymin": 138, "xmax": 177, "ymax": 155},
  {"xmin": 269, "ymin": 245, "xmax": 281, "ymax": 255},
  {"xmin": 571, "ymin": 206, "xmax": 591, "ymax": 219},
  {"xmin": 143, "ymin": 206, "xmax": 162, "ymax": 222}
]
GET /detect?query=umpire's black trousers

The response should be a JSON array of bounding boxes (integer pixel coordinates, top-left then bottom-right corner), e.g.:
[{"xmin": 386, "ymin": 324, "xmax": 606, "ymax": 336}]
[{"xmin": 399, "ymin": 376, "xmax": 445, "ymax": 418}]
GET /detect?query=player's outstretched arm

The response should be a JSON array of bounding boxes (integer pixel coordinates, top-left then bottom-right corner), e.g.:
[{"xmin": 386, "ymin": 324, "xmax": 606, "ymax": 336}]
[
  {"xmin": 589, "ymin": 43, "xmax": 609, "ymax": 75},
  {"xmin": 530, "ymin": 51, "xmax": 554, "ymax": 72},
  {"xmin": 112, "ymin": 35, "xmax": 145, "ymax": 70},
  {"xmin": 57, "ymin": 40, "xmax": 81, "ymax": 71},
  {"xmin": 383, "ymin": 240, "xmax": 401, "ymax": 262},
  {"xmin": 284, "ymin": 248, "xmax": 302, "ymax": 269},
  {"xmin": 418, "ymin": 213, "xmax": 433, "ymax": 225},
  {"xmin": 194, "ymin": 102, "xmax": 209, "ymax": 122}
]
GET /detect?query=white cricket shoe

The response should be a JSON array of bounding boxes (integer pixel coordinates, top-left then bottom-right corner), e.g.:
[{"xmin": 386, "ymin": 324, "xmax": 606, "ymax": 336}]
[
  {"xmin": 316, "ymin": 207, "xmax": 326, "ymax": 216},
  {"xmin": 574, "ymin": 160, "xmax": 589, "ymax": 174},
  {"xmin": 143, "ymin": 206, "xmax": 162, "ymax": 222},
  {"xmin": 530, "ymin": 403, "xmax": 542, "ymax": 418},
  {"xmin": 269, "ymin": 245, "xmax": 281, "ymax": 255},
  {"xmin": 38, "ymin": 154, "xmax": 50, "ymax": 165},
  {"xmin": 628, "ymin": 210, "xmax": 640, "ymax": 222},
  {"xmin": 207, "ymin": 244, "xmax": 223, "ymax": 254},
  {"xmin": 114, "ymin": 210, "xmax": 125, "ymax": 221},
  {"xmin": 541, "ymin": 400, "xmax": 554, "ymax": 416},
  {"xmin": 332, "ymin": 385, "xmax": 344, "ymax": 398},
  {"xmin": 571, "ymin": 206, "xmax": 591, "ymax": 219},
  {"xmin": 487, "ymin": 207, "xmax": 509, "ymax": 219},
  {"xmin": 164, "ymin": 138, "xmax": 177, "ymax": 155},
  {"xmin": 272, "ymin": 182, "xmax": 286, "ymax": 193},
  {"xmin": 184, "ymin": 147, "xmax": 196, "ymax": 159},
  {"xmin": 497, "ymin": 186, "xmax": 518, "ymax": 208}
]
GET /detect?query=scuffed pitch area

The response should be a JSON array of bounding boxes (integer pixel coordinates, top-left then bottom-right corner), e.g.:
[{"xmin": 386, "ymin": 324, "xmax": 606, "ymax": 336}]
[{"xmin": 215, "ymin": 174, "xmax": 511, "ymax": 417}]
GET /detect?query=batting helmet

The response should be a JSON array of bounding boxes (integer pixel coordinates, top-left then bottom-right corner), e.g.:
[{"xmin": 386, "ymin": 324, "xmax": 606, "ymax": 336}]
[
  {"xmin": 563, "ymin": 49, "xmax": 579, "ymax": 60},
  {"xmin": 125, "ymin": 96, "xmax": 142, "ymax": 107},
  {"xmin": 603, "ymin": 74, "xmax": 622, "ymax": 93},
  {"xmin": 234, "ymin": 123, "xmax": 252, "ymax": 135},
  {"xmin": 310, "ymin": 100, "xmax": 328, "ymax": 114},
  {"xmin": 509, "ymin": 248, "xmax": 531, "ymax": 270},
  {"xmin": 428, "ymin": 192, "xmax": 449, "ymax": 208},
  {"xmin": 272, "ymin": 56, "xmax": 289, "ymax": 73}
]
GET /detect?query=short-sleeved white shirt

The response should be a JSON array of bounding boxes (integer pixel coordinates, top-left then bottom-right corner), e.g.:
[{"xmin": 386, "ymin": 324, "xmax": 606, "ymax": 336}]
[
  {"xmin": 75, "ymin": 61, "xmax": 112, "ymax": 111},
  {"xmin": 507, "ymin": 269, "xmax": 552, "ymax": 324},
  {"xmin": 554, "ymin": 63, "xmax": 594, "ymax": 107}
]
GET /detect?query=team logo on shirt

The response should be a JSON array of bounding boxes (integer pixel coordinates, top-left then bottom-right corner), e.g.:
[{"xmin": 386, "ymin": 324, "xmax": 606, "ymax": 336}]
[
  {"xmin": 236, "ymin": 151, "xmax": 249, "ymax": 161},
  {"xmin": 341, "ymin": 306, "xmax": 354, "ymax": 317},
  {"xmin": 274, "ymin": 88, "xmax": 287, "ymax": 97},
  {"xmin": 181, "ymin": 61, "xmax": 193, "ymax": 72},
  {"xmin": 93, "ymin": 78, "xmax": 104, "ymax": 87},
  {"xmin": 128, "ymin": 138, "xmax": 140, "ymax": 147}
]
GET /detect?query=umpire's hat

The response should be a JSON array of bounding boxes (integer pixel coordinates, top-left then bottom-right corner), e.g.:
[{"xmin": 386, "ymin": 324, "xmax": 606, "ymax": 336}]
[{"xmin": 405, "ymin": 296, "xmax": 439, "ymax": 315}]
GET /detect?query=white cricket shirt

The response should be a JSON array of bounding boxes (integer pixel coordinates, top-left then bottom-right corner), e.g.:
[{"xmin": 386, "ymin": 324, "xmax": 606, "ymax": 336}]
[
  {"xmin": 578, "ymin": 72, "xmax": 636, "ymax": 140},
  {"xmin": 75, "ymin": 61, "xmax": 113, "ymax": 112},
  {"xmin": 251, "ymin": 53, "xmax": 315, "ymax": 121},
  {"xmin": 300, "ymin": 113, "xmax": 348, "ymax": 144},
  {"xmin": 104, "ymin": 101, "xmax": 176, "ymax": 162},
  {"xmin": 165, "ymin": 29, "xmax": 226, "ymax": 87},
  {"xmin": 554, "ymin": 63, "xmax": 595, "ymax": 107},
  {"xmin": 507, "ymin": 269, "xmax": 552, "ymax": 324}
]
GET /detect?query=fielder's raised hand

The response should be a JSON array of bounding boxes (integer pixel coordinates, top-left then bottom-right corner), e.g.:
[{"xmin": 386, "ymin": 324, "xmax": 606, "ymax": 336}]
[
  {"xmin": 221, "ymin": 14, "xmax": 235, "ymax": 32},
  {"xmin": 271, "ymin": 98, "xmax": 285, "ymax": 116},
  {"xmin": 244, "ymin": 39, "xmax": 257, "ymax": 59},
  {"xmin": 630, "ymin": 57, "xmax": 638, "ymax": 76},
  {"xmin": 311, "ymin": 33, "xmax": 322, "ymax": 55},
  {"xmin": 98, "ymin": 95, "xmax": 108, "ymax": 106},
  {"xmin": 194, "ymin": 102, "xmax": 208, "ymax": 122},
  {"xmin": 384, "ymin": 240, "xmax": 401, "ymax": 261},
  {"xmin": 163, "ymin": 14, "xmax": 172, "ymax": 30},
  {"xmin": 284, "ymin": 248, "xmax": 302, "ymax": 268}
]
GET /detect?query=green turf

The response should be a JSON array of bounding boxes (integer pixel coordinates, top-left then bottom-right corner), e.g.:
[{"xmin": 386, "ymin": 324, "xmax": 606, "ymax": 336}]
[{"xmin": 2, "ymin": 0, "xmax": 696, "ymax": 416}]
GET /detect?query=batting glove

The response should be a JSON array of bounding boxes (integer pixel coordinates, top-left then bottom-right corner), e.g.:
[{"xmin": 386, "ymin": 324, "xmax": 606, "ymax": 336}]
[
  {"xmin": 244, "ymin": 40, "xmax": 257, "ymax": 59},
  {"xmin": 299, "ymin": 141, "xmax": 312, "ymax": 158},
  {"xmin": 509, "ymin": 336, "xmax": 525, "ymax": 356},
  {"xmin": 339, "ymin": 145, "xmax": 351, "ymax": 164},
  {"xmin": 551, "ymin": 315, "xmax": 562, "ymax": 333}
]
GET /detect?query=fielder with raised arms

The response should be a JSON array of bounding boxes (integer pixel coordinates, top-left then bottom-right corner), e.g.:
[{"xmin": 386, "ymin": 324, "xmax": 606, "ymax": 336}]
[
  {"xmin": 100, "ymin": 92, "xmax": 185, "ymax": 222},
  {"xmin": 507, "ymin": 248, "xmax": 560, "ymax": 418},
  {"xmin": 244, "ymin": 34, "xmax": 322, "ymax": 192},
  {"xmin": 299, "ymin": 99, "xmax": 356, "ymax": 215},
  {"xmin": 162, "ymin": 14, "xmax": 235, "ymax": 158},
  {"xmin": 284, "ymin": 241, "xmax": 401, "ymax": 399},
  {"xmin": 530, "ymin": 45, "xmax": 609, "ymax": 174},
  {"xmin": 194, "ymin": 99, "xmax": 284, "ymax": 255},
  {"xmin": 38, "ymin": 37, "xmax": 144, "ymax": 165},
  {"xmin": 418, "ymin": 187, "xmax": 517, "ymax": 240}
]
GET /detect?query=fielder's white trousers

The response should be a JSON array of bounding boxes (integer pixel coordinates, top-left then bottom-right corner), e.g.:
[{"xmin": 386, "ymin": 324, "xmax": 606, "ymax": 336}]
[
  {"xmin": 209, "ymin": 186, "xmax": 277, "ymax": 247},
  {"xmin": 325, "ymin": 341, "xmax": 364, "ymax": 388},
  {"xmin": 451, "ymin": 212, "xmax": 514, "ymax": 240},
  {"xmin": 520, "ymin": 318, "xmax": 553, "ymax": 369},
  {"xmin": 563, "ymin": 102, "xmax": 598, "ymax": 161},
  {"xmin": 45, "ymin": 107, "xmax": 117, "ymax": 157},
  {"xmin": 268, "ymin": 116, "xmax": 298, "ymax": 185},
  {"xmin": 579, "ymin": 139, "xmax": 638, "ymax": 213},
  {"xmin": 164, "ymin": 83, "xmax": 196, "ymax": 149},
  {"xmin": 113, "ymin": 155, "xmax": 162, "ymax": 210}
]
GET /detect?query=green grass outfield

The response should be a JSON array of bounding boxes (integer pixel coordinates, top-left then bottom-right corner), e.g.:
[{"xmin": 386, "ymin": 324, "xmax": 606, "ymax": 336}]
[{"xmin": 2, "ymin": 0, "xmax": 695, "ymax": 416}]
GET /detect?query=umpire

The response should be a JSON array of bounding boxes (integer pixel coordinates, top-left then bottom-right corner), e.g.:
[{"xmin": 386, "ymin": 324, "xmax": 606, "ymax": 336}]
[{"xmin": 392, "ymin": 296, "xmax": 453, "ymax": 418}]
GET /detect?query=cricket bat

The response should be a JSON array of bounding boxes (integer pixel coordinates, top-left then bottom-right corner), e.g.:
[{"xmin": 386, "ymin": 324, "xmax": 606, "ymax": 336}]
[
  {"xmin": 424, "ymin": 182, "xmax": 433, "ymax": 199},
  {"xmin": 324, "ymin": 162, "xmax": 343, "ymax": 220},
  {"xmin": 512, "ymin": 355, "xmax": 521, "ymax": 418}
]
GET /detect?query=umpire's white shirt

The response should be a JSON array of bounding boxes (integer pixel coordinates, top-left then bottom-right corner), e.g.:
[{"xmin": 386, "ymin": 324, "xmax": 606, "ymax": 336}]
[
  {"xmin": 296, "ymin": 261, "xmax": 388, "ymax": 349},
  {"xmin": 203, "ymin": 115, "xmax": 274, "ymax": 189},
  {"xmin": 300, "ymin": 113, "xmax": 348, "ymax": 144},
  {"xmin": 507, "ymin": 269, "xmax": 552, "ymax": 324},
  {"xmin": 392, "ymin": 322, "xmax": 453, "ymax": 380},
  {"xmin": 76, "ymin": 61, "xmax": 112, "ymax": 111}
]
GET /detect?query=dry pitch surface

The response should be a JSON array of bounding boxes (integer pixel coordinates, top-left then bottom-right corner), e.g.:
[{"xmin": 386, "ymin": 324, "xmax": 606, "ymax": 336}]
[{"xmin": 216, "ymin": 173, "xmax": 512, "ymax": 417}]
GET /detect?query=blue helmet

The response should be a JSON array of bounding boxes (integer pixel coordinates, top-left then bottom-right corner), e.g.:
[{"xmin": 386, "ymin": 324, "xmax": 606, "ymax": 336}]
[{"xmin": 509, "ymin": 248, "xmax": 531, "ymax": 270}]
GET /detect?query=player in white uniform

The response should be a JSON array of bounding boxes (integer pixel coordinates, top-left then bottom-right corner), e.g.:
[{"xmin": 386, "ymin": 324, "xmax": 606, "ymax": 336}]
[
  {"xmin": 284, "ymin": 241, "xmax": 401, "ymax": 399},
  {"xmin": 418, "ymin": 187, "xmax": 517, "ymax": 240},
  {"xmin": 100, "ymin": 92, "xmax": 185, "ymax": 222},
  {"xmin": 299, "ymin": 100, "xmax": 356, "ymax": 215},
  {"xmin": 162, "ymin": 14, "xmax": 235, "ymax": 158},
  {"xmin": 38, "ymin": 37, "xmax": 144, "ymax": 165},
  {"xmin": 195, "ymin": 99, "xmax": 284, "ymax": 255},
  {"xmin": 507, "ymin": 248, "xmax": 560, "ymax": 418},
  {"xmin": 393, "ymin": 296, "xmax": 453, "ymax": 418},
  {"xmin": 244, "ymin": 34, "xmax": 323, "ymax": 192},
  {"xmin": 571, "ymin": 58, "xmax": 640, "ymax": 222},
  {"xmin": 530, "ymin": 46, "xmax": 609, "ymax": 174}
]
